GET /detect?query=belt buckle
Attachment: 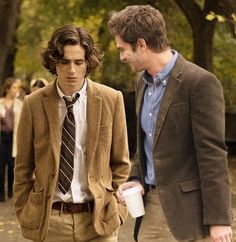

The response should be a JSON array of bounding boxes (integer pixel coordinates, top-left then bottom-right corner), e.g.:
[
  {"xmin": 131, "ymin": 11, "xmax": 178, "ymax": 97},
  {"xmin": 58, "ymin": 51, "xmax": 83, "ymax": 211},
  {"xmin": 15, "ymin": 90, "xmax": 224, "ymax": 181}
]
[{"xmin": 62, "ymin": 203, "xmax": 69, "ymax": 213}]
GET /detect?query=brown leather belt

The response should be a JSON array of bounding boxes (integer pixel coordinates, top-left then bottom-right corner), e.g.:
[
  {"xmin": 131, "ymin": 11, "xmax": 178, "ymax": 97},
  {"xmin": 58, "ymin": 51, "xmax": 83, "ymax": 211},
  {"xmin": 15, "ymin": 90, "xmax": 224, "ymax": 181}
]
[{"xmin": 52, "ymin": 201, "xmax": 94, "ymax": 213}]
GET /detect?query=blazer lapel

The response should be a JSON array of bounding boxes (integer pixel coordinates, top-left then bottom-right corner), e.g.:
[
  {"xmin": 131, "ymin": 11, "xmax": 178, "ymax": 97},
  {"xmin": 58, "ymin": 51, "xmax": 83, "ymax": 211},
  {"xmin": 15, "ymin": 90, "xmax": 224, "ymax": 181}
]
[
  {"xmin": 136, "ymin": 78, "xmax": 146, "ymax": 142},
  {"xmin": 153, "ymin": 55, "xmax": 184, "ymax": 145},
  {"xmin": 86, "ymin": 80, "xmax": 102, "ymax": 172},
  {"xmin": 42, "ymin": 81, "xmax": 61, "ymax": 169},
  {"xmin": 136, "ymin": 80, "xmax": 146, "ymax": 119}
]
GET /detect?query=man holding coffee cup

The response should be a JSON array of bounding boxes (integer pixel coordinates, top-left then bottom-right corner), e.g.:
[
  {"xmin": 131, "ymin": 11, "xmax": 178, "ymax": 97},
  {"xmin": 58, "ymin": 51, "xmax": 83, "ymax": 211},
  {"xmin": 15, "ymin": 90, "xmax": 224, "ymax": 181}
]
[{"xmin": 108, "ymin": 4, "xmax": 232, "ymax": 242}]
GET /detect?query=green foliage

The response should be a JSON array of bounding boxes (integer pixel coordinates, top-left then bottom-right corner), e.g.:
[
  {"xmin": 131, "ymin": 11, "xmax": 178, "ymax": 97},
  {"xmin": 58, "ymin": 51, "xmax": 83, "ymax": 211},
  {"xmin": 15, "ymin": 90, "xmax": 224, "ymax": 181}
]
[
  {"xmin": 213, "ymin": 23, "xmax": 236, "ymax": 112},
  {"xmin": 15, "ymin": 0, "xmax": 236, "ymax": 110},
  {"xmin": 206, "ymin": 11, "xmax": 226, "ymax": 22},
  {"xmin": 158, "ymin": 0, "xmax": 193, "ymax": 59}
]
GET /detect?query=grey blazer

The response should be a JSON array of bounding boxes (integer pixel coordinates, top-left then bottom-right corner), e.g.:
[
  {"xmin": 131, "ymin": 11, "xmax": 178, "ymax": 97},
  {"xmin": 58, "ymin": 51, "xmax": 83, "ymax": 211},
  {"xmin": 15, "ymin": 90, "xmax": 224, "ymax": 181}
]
[{"xmin": 131, "ymin": 54, "xmax": 231, "ymax": 241}]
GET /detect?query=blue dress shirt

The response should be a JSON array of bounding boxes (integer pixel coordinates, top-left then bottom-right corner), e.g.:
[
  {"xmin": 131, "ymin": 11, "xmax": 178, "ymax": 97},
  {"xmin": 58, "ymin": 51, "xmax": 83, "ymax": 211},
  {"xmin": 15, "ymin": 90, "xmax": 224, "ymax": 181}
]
[{"xmin": 141, "ymin": 50, "xmax": 178, "ymax": 185}]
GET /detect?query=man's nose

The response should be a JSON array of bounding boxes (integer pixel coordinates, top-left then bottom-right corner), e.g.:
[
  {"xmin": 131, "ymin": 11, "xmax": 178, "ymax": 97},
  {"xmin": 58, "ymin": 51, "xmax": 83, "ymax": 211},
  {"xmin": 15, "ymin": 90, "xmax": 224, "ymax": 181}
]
[
  {"xmin": 120, "ymin": 53, "xmax": 126, "ymax": 62},
  {"xmin": 69, "ymin": 63, "xmax": 76, "ymax": 73}
]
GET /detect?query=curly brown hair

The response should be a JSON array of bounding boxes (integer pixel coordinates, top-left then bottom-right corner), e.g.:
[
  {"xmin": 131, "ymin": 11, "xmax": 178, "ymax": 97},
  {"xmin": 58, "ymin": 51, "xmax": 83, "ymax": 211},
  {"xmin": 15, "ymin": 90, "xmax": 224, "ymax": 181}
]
[{"xmin": 41, "ymin": 25, "xmax": 102, "ymax": 76}]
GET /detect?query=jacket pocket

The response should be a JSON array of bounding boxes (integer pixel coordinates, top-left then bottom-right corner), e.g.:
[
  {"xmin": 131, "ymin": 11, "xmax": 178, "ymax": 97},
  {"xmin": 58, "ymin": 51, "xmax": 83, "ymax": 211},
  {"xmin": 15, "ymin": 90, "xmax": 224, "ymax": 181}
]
[
  {"xmin": 97, "ymin": 183, "xmax": 121, "ymax": 235},
  {"xmin": 99, "ymin": 183, "xmax": 117, "ymax": 221},
  {"xmin": 179, "ymin": 178, "xmax": 200, "ymax": 192},
  {"xmin": 20, "ymin": 185, "xmax": 44, "ymax": 229},
  {"xmin": 102, "ymin": 184, "xmax": 127, "ymax": 226}
]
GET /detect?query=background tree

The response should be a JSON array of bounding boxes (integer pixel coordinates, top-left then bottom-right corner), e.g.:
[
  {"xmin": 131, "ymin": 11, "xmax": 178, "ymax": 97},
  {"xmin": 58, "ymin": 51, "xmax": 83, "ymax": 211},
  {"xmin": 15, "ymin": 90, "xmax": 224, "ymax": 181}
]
[
  {"xmin": 174, "ymin": 0, "xmax": 236, "ymax": 72},
  {"xmin": 9, "ymin": 0, "xmax": 236, "ymax": 108},
  {"xmin": 0, "ymin": 0, "xmax": 234, "ymax": 153},
  {"xmin": 0, "ymin": 0, "xmax": 22, "ymax": 85}
]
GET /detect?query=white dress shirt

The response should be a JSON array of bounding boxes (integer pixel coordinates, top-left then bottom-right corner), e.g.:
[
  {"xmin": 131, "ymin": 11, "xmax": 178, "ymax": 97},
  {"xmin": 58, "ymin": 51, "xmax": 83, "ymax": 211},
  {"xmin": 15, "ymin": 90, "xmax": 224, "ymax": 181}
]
[{"xmin": 53, "ymin": 80, "xmax": 93, "ymax": 203}]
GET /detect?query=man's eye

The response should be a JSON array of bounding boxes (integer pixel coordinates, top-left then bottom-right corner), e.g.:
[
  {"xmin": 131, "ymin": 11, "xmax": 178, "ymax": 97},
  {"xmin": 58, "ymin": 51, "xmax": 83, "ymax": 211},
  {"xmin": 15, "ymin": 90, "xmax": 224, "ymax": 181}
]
[
  {"xmin": 60, "ymin": 60, "xmax": 68, "ymax": 64},
  {"xmin": 75, "ymin": 60, "xmax": 85, "ymax": 65}
]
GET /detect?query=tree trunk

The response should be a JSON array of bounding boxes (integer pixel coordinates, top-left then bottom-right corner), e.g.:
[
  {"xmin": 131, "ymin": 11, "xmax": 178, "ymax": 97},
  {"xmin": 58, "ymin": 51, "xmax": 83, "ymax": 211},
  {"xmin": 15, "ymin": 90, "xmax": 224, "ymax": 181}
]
[
  {"xmin": 192, "ymin": 18, "xmax": 215, "ymax": 72},
  {"xmin": 174, "ymin": 0, "xmax": 221, "ymax": 72},
  {"xmin": 174, "ymin": 0, "xmax": 236, "ymax": 71},
  {"xmin": 0, "ymin": 0, "xmax": 22, "ymax": 85},
  {"xmin": 220, "ymin": 0, "xmax": 236, "ymax": 38}
]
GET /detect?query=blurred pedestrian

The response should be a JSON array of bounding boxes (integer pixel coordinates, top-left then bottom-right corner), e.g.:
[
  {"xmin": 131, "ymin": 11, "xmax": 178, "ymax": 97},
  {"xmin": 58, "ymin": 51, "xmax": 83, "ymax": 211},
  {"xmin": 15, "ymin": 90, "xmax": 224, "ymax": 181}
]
[
  {"xmin": 0, "ymin": 77, "xmax": 23, "ymax": 202},
  {"xmin": 30, "ymin": 78, "xmax": 48, "ymax": 92},
  {"xmin": 14, "ymin": 25, "xmax": 130, "ymax": 242},
  {"xmin": 15, "ymin": 78, "xmax": 28, "ymax": 100},
  {"xmin": 108, "ymin": 5, "xmax": 232, "ymax": 242}
]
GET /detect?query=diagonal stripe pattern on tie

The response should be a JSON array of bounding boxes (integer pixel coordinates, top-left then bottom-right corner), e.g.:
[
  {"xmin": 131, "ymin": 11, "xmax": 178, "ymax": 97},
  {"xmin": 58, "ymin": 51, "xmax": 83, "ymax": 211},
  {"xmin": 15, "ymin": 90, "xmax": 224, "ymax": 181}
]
[{"xmin": 59, "ymin": 94, "xmax": 79, "ymax": 194}]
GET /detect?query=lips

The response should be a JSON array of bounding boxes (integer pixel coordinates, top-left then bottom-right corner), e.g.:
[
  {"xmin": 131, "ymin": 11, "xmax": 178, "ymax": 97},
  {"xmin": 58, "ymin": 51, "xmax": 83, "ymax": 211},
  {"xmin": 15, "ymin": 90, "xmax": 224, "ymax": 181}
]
[{"xmin": 67, "ymin": 77, "xmax": 77, "ymax": 80}]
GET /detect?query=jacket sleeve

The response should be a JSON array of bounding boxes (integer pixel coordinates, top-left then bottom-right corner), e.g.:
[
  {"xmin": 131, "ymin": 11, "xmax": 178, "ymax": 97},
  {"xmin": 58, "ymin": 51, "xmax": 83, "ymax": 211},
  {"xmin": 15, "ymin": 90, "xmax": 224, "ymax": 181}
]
[
  {"xmin": 110, "ymin": 91, "xmax": 131, "ymax": 190},
  {"xmin": 14, "ymin": 96, "xmax": 35, "ymax": 218},
  {"xmin": 191, "ymin": 72, "xmax": 231, "ymax": 225}
]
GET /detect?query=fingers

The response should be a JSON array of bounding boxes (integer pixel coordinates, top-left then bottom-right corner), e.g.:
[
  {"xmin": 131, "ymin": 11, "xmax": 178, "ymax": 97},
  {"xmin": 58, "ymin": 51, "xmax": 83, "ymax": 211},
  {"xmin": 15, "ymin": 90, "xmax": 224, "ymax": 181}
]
[
  {"xmin": 210, "ymin": 225, "xmax": 232, "ymax": 242},
  {"xmin": 116, "ymin": 181, "xmax": 144, "ymax": 205}
]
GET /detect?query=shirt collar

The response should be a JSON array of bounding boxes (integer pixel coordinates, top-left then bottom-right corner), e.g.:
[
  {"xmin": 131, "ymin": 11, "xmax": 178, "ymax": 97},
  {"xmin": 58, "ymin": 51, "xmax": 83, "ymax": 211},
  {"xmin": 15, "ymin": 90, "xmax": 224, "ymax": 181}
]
[{"xmin": 56, "ymin": 79, "xmax": 87, "ymax": 100}]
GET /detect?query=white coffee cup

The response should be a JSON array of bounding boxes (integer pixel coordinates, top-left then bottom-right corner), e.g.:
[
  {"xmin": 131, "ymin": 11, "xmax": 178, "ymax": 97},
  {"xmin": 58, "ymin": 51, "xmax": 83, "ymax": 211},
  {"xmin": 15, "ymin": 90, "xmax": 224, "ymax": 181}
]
[{"xmin": 122, "ymin": 186, "xmax": 145, "ymax": 218}]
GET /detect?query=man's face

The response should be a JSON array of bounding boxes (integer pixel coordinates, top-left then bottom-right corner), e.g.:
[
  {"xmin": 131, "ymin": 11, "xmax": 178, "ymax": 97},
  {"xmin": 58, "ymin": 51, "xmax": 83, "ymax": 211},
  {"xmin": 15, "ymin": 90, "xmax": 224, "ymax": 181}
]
[
  {"xmin": 114, "ymin": 35, "xmax": 143, "ymax": 73},
  {"xmin": 56, "ymin": 44, "xmax": 87, "ymax": 95},
  {"xmin": 8, "ymin": 82, "xmax": 20, "ymax": 98}
]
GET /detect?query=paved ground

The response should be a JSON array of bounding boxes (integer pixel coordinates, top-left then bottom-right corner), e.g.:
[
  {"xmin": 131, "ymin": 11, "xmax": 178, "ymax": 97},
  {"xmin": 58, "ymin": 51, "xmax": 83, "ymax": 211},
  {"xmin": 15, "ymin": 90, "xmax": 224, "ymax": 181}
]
[{"xmin": 1, "ymin": 154, "xmax": 236, "ymax": 242}]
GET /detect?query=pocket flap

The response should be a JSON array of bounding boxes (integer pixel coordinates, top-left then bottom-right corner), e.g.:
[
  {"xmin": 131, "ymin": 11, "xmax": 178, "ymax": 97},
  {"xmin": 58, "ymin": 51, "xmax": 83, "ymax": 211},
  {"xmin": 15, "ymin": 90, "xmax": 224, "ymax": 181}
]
[
  {"xmin": 180, "ymin": 178, "xmax": 200, "ymax": 192},
  {"xmin": 103, "ymin": 183, "xmax": 114, "ymax": 192}
]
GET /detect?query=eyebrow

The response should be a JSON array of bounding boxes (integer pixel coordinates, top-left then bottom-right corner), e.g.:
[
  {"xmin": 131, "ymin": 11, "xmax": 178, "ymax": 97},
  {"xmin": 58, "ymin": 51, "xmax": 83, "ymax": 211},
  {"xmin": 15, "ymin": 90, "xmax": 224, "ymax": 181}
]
[{"xmin": 61, "ymin": 57, "xmax": 85, "ymax": 61}]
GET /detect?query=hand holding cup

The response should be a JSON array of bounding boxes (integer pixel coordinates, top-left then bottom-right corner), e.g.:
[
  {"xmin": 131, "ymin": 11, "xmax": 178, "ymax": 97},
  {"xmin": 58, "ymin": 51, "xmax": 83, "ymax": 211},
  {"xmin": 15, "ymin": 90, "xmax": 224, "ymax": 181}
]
[{"xmin": 117, "ymin": 181, "xmax": 145, "ymax": 218}]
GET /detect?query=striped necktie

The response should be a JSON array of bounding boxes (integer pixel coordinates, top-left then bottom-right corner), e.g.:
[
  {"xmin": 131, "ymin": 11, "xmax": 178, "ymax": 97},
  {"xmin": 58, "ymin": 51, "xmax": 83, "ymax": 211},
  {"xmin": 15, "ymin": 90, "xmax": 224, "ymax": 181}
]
[{"xmin": 59, "ymin": 94, "xmax": 79, "ymax": 194}]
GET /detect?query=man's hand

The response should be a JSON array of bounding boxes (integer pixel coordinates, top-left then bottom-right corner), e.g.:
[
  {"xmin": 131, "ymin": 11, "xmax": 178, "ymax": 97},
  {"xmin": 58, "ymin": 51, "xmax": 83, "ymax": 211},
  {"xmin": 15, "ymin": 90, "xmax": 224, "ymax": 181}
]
[
  {"xmin": 116, "ymin": 181, "xmax": 144, "ymax": 205},
  {"xmin": 210, "ymin": 225, "xmax": 232, "ymax": 242}
]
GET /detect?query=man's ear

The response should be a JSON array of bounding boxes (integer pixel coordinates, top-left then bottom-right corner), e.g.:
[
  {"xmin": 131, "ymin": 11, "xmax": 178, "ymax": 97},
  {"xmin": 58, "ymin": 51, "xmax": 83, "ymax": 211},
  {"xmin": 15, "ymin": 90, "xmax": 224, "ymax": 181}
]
[{"xmin": 136, "ymin": 38, "xmax": 147, "ymax": 50}]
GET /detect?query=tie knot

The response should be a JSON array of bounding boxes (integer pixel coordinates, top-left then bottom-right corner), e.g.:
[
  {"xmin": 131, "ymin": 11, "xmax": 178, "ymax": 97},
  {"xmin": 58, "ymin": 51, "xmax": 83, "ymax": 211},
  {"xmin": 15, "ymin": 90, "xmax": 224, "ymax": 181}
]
[{"xmin": 63, "ymin": 93, "xmax": 80, "ymax": 110}]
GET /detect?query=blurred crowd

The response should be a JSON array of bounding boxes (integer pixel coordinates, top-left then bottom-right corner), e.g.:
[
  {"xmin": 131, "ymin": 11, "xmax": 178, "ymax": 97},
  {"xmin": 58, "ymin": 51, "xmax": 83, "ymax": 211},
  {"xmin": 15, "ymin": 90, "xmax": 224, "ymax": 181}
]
[{"xmin": 0, "ymin": 76, "xmax": 48, "ymax": 202}]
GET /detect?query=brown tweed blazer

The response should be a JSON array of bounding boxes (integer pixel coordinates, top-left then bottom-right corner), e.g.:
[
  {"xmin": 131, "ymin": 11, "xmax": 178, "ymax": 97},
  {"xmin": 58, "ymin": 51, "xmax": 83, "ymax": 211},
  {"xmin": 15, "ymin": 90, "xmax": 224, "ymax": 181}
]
[
  {"xmin": 14, "ymin": 80, "xmax": 131, "ymax": 241},
  {"xmin": 131, "ymin": 55, "xmax": 231, "ymax": 241}
]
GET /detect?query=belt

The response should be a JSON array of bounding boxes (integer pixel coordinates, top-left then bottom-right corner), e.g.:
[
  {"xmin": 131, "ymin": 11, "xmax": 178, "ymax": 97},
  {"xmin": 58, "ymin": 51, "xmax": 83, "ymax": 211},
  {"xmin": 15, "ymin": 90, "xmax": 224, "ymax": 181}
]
[
  {"xmin": 52, "ymin": 201, "xmax": 94, "ymax": 213},
  {"xmin": 146, "ymin": 184, "xmax": 157, "ymax": 191}
]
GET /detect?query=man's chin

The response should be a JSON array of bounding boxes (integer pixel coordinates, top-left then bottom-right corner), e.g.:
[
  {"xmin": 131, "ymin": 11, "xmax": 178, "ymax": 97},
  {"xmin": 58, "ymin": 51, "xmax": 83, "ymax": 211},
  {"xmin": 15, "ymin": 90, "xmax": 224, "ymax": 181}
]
[
  {"xmin": 129, "ymin": 65, "xmax": 136, "ymax": 72},
  {"xmin": 130, "ymin": 67, "xmax": 139, "ymax": 73}
]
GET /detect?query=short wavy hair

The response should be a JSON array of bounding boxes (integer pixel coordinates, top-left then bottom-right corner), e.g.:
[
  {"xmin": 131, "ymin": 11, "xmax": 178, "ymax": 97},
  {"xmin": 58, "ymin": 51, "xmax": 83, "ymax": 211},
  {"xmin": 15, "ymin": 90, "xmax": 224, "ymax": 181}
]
[
  {"xmin": 42, "ymin": 25, "xmax": 102, "ymax": 76},
  {"xmin": 108, "ymin": 5, "xmax": 169, "ymax": 52}
]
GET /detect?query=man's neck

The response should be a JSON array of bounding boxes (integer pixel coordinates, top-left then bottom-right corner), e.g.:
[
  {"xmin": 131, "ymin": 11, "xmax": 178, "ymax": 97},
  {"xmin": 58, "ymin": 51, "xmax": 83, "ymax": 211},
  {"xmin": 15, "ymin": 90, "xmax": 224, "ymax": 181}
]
[{"xmin": 145, "ymin": 49, "xmax": 173, "ymax": 77}]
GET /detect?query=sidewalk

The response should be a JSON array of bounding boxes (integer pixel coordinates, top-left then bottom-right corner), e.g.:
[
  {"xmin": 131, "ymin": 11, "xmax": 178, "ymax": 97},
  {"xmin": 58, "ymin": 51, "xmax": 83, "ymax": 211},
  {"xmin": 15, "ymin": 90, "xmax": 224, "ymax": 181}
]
[
  {"xmin": 1, "ymin": 155, "xmax": 236, "ymax": 242},
  {"xmin": 0, "ymin": 198, "xmax": 28, "ymax": 242}
]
